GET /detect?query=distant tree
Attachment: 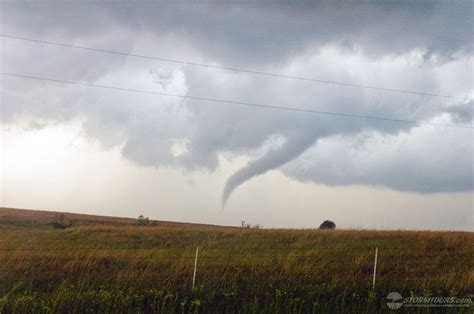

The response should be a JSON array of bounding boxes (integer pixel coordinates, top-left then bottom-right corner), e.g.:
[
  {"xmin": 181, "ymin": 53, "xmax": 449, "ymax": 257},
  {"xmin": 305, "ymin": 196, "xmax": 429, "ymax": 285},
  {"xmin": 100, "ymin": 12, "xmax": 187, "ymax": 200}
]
[
  {"xmin": 319, "ymin": 220, "xmax": 336, "ymax": 230},
  {"xmin": 240, "ymin": 220, "xmax": 261, "ymax": 229},
  {"xmin": 241, "ymin": 220, "xmax": 249, "ymax": 228},
  {"xmin": 137, "ymin": 215, "xmax": 150, "ymax": 226},
  {"xmin": 51, "ymin": 214, "xmax": 72, "ymax": 229}
]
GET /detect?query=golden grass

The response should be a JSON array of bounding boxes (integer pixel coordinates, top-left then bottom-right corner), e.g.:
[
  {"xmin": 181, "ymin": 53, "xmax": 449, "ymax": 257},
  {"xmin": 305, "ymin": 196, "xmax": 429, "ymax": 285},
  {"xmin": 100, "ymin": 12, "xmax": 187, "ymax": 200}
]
[{"xmin": 0, "ymin": 207, "xmax": 472, "ymax": 313}]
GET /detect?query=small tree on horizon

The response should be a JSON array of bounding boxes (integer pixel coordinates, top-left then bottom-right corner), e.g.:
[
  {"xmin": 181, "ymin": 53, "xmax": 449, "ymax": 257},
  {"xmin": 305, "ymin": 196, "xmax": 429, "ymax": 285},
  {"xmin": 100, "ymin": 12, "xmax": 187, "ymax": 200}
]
[
  {"xmin": 137, "ymin": 215, "xmax": 150, "ymax": 226},
  {"xmin": 319, "ymin": 220, "xmax": 336, "ymax": 230},
  {"xmin": 51, "ymin": 214, "xmax": 72, "ymax": 229}
]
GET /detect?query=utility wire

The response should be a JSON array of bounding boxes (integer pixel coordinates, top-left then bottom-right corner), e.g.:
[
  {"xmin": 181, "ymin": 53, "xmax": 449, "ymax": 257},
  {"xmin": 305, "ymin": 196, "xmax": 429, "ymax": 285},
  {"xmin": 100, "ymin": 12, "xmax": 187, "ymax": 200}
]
[
  {"xmin": 1, "ymin": 72, "xmax": 472, "ymax": 129},
  {"xmin": 1, "ymin": 34, "xmax": 470, "ymax": 101}
]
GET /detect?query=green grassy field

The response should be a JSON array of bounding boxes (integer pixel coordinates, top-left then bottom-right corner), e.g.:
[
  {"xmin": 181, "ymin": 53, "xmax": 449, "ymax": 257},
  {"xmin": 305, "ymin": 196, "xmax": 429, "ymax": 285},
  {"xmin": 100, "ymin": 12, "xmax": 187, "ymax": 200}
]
[{"xmin": 0, "ymin": 207, "xmax": 472, "ymax": 313}]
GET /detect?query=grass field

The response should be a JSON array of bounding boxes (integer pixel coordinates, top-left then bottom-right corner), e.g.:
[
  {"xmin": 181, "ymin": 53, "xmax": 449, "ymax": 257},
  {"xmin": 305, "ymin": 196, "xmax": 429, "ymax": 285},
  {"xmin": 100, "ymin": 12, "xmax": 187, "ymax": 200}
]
[{"xmin": 0, "ymin": 207, "xmax": 472, "ymax": 313}]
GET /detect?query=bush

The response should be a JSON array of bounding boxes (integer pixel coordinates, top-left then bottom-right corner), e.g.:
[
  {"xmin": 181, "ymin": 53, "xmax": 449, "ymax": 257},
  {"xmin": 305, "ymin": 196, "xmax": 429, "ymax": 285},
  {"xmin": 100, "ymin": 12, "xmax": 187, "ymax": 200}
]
[
  {"xmin": 137, "ymin": 215, "xmax": 149, "ymax": 226},
  {"xmin": 51, "ymin": 214, "xmax": 72, "ymax": 229},
  {"xmin": 319, "ymin": 220, "xmax": 336, "ymax": 230},
  {"xmin": 240, "ymin": 220, "xmax": 262, "ymax": 229}
]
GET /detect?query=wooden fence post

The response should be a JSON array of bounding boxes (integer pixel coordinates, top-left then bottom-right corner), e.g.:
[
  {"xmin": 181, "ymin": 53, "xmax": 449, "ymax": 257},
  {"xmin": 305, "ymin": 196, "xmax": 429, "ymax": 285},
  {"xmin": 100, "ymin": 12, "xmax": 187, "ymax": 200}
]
[
  {"xmin": 372, "ymin": 247, "xmax": 378, "ymax": 290},
  {"xmin": 192, "ymin": 246, "xmax": 199, "ymax": 289}
]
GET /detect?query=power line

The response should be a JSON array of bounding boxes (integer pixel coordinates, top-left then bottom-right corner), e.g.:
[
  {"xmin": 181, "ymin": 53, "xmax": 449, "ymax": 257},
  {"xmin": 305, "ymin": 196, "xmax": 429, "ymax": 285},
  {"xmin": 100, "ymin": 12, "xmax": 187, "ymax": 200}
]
[
  {"xmin": 1, "ymin": 72, "xmax": 472, "ymax": 129},
  {"xmin": 1, "ymin": 34, "xmax": 470, "ymax": 101}
]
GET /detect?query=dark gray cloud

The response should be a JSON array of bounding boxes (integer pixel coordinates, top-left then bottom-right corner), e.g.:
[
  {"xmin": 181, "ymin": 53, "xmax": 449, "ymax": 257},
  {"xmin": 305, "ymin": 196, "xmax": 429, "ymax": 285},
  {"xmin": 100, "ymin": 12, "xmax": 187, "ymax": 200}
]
[
  {"xmin": 1, "ymin": 1, "xmax": 472, "ymax": 204},
  {"xmin": 282, "ymin": 125, "xmax": 473, "ymax": 193}
]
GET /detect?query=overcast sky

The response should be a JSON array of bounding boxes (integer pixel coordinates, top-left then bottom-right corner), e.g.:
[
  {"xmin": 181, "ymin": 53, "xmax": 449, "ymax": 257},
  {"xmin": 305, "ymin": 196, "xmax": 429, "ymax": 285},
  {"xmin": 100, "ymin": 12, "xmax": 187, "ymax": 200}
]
[{"xmin": 1, "ymin": 1, "xmax": 473, "ymax": 230}]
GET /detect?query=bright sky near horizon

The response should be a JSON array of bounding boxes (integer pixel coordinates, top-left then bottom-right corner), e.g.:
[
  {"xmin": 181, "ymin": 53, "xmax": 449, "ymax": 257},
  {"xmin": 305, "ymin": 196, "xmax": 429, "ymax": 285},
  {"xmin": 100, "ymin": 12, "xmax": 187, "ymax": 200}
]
[{"xmin": 1, "ymin": 1, "xmax": 473, "ymax": 230}]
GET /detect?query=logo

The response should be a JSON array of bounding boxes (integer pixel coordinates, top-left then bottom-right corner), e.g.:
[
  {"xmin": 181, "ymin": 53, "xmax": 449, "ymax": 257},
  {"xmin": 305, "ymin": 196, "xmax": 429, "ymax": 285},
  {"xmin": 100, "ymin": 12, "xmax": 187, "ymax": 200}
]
[
  {"xmin": 386, "ymin": 292, "xmax": 471, "ymax": 309},
  {"xmin": 386, "ymin": 292, "xmax": 404, "ymax": 310}
]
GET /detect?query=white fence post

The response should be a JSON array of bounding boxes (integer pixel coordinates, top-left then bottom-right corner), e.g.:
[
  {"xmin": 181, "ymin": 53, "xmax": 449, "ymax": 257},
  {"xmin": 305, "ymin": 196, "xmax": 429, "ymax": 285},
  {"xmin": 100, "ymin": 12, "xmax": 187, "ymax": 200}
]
[
  {"xmin": 192, "ymin": 246, "xmax": 199, "ymax": 289},
  {"xmin": 372, "ymin": 247, "xmax": 378, "ymax": 290}
]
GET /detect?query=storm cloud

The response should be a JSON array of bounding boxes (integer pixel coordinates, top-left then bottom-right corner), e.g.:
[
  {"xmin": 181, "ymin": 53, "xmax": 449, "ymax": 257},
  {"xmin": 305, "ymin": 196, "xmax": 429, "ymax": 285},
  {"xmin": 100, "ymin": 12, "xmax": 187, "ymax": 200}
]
[{"xmin": 1, "ymin": 1, "xmax": 472, "ymax": 206}]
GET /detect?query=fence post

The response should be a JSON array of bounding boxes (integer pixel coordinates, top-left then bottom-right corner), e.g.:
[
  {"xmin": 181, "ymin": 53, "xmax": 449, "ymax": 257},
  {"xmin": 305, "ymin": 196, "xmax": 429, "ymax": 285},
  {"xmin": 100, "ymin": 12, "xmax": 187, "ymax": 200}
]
[
  {"xmin": 372, "ymin": 247, "xmax": 378, "ymax": 290},
  {"xmin": 192, "ymin": 246, "xmax": 199, "ymax": 289}
]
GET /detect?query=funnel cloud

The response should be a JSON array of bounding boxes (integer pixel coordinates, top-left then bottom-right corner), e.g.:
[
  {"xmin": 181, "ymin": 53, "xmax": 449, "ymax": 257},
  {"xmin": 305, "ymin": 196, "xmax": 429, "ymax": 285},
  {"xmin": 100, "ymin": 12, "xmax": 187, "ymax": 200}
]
[{"xmin": 222, "ymin": 132, "xmax": 318, "ymax": 207}]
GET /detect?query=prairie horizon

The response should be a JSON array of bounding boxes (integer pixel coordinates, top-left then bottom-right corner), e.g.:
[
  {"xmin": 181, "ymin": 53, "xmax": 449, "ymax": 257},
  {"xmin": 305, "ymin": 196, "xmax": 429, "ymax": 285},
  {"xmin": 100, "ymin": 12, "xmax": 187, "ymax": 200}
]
[{"xmin": 1, "ymin": 206, "xmax": 472, "ymax": 233}]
